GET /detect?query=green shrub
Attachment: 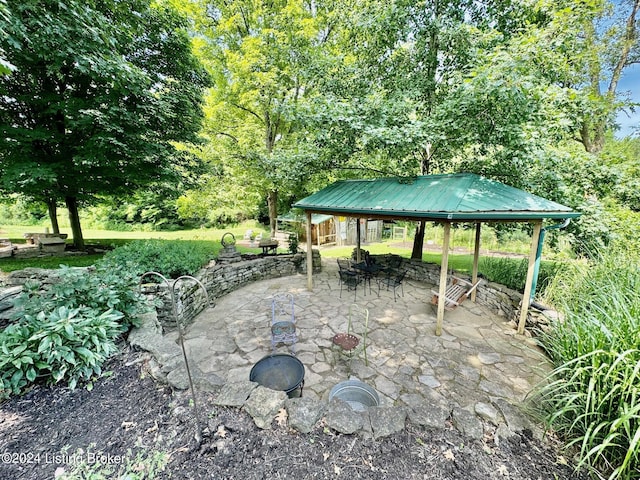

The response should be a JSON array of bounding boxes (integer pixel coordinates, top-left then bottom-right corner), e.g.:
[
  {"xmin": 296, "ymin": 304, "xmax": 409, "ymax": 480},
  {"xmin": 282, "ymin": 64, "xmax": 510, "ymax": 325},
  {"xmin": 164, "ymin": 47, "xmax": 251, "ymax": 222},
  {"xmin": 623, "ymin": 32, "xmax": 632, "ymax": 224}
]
[
  {"xmin": 0, "ymin": 265, "xmax": 150, "ymax": 398},
  {"xmin": 533, "ymin": 350, "xmax": 640, "ymax": 480},
  {"xmin": 11, "ymin": 265, "xmax": 147, "ymax": 330},
  {"xmin": 98, "ymin": 239, "xmax": 216, "ymax": 278},
  {"xmin": 288, "ymin": 233, "xmax": 299, "ymax": 254},
  {"xmin": 0, "ymin": 306, "xmax": 124, "ymax": 397}
]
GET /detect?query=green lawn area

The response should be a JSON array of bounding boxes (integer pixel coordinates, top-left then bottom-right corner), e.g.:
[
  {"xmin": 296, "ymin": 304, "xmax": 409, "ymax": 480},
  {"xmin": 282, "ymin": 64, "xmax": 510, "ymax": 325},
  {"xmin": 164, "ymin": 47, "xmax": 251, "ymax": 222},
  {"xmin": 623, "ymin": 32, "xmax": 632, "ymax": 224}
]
[
  {"xmin": 0, "ymin": 222, "xmax": 525, "ymax": 278},
  {"xmin": 0, "ymin": 222, "xmax": 273, "ymax": 273}
]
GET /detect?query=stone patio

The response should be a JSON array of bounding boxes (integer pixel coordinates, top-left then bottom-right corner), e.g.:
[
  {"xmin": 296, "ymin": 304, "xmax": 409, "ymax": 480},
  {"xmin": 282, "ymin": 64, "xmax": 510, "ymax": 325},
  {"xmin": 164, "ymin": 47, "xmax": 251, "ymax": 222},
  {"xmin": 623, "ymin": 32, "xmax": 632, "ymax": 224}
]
[{"xmin": 178, "ymin": 259, "xmax": 551, "ymax": 419}]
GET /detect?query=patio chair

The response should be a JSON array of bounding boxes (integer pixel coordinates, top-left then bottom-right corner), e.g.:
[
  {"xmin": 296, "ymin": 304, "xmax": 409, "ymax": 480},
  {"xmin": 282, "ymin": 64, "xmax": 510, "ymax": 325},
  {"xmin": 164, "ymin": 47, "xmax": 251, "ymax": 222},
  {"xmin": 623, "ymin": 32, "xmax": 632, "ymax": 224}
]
[
  {"xmin": 383, "ymin": 254, "xmax": 403, "ymax": 276},
  {"xmin": 331, "ymin": 303, "xmax": 369, "ymax": 368},
  {"xmin": 378, "ymin": 269, "xmax": 406, "ymax": 302},
  {"xmin": 337, "ymin": 257, "xmax": 355, "ymax": 273},
  {"xmin": 430, "ymin": 276, "xmax": 480, "ymax": 310},
  {"xmin": 270, "ymin": 293, "xmax": 297, "ymax": 354},
  {"xmin": 338, "ymin": 269, "xmax": 361, "ymax": 301}
]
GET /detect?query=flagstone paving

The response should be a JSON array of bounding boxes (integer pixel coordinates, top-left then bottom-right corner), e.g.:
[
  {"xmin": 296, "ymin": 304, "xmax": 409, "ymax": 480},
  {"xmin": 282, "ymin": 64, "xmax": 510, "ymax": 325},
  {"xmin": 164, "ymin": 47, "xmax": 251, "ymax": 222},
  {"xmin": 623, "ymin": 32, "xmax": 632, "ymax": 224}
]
[{"xmin": 182, "ymin": 259, "xmax": 551, "ymax": 414}]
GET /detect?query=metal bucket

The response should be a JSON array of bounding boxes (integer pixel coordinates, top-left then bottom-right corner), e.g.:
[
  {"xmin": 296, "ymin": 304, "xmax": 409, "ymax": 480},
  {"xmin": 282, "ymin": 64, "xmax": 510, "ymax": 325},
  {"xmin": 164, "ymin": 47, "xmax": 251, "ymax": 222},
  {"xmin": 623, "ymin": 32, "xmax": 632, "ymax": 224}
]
[
  {"xmin": 249, "ymin": 354, "xmax": 305, "ymax": 398},
  {"xmin": 329, "ymin": 380, "xmax": 379, "ymax": 411}
]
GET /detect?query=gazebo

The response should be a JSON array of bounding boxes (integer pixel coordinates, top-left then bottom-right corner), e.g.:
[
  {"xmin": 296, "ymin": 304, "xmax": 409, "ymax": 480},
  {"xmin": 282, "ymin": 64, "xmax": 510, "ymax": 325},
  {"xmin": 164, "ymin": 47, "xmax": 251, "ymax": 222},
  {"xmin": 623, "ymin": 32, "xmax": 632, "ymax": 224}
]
[{"xmin": 293, "ymin": 173, "xmax": 581, "ymax": 336}]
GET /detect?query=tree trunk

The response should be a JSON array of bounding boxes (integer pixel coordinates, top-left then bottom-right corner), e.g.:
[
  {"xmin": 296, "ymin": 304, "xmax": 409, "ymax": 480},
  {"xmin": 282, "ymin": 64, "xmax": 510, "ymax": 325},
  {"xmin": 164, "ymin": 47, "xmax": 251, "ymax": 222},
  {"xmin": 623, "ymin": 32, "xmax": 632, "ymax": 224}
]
[
  {"xmin": 65, "ymin": 196, "xmax": 84, "ymax": 250},
  {"xmin": 411, "ymin": 221, "xmax": 426, "ymax": 259},
  {"xmin": 46, "ymin": 198, "xmax": 60, "ymax": 234},
  {"xmin": 267, "ymin": 189, "xmax": 278, "ymax": 238},
  {"xmin": 411, "ymin": 144, "xmax": 432, "ymax": 259}
]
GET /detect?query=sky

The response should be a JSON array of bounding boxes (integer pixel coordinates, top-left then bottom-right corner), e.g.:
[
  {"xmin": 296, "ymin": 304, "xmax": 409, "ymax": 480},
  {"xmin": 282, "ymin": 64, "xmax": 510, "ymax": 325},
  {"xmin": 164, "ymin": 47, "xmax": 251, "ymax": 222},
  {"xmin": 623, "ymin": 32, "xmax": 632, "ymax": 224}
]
[{"xmin": 615, "ymin": 62, "xmax": 639, "ymax": 138}]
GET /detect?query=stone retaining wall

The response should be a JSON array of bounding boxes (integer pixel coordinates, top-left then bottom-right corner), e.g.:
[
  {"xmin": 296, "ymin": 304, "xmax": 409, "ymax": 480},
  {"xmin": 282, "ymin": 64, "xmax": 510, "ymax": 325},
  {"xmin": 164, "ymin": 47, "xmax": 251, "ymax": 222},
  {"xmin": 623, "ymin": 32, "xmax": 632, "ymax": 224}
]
[
  {"xmin": 146, "ymin": 250, "xmax": 321, "ymax": 328},
  {"xmin": 375, "ymin": 255, "xmax": 523, "ymax": 322},
  {"xmin": 1, "ymin": 251, "xmax": 531, "ymax": 330}
]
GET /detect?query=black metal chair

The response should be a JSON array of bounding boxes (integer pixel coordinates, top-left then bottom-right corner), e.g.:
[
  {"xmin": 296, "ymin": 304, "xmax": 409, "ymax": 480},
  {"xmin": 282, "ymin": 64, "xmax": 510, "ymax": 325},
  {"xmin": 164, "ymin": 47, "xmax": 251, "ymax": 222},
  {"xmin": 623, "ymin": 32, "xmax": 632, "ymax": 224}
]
[
  {"xmin": 338, "ymin": 269, "xmax": 361, "ymax": 301},
  {"xmin": 337, "ymin": 257, "xmax": 355, "ymax": 272},
  {"xmin": 352, "ymin": 254, "xmax": 382, "ymax": 296},
  {"xmin": 378, "ymin": 269, "xmax": 406, "ymax": 302}
]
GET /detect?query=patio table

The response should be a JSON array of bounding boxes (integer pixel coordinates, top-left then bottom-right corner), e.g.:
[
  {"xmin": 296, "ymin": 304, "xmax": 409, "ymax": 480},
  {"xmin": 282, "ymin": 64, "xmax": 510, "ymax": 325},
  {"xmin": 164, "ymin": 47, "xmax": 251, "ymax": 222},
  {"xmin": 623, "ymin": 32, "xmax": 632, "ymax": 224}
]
[{"xmin": 353, "ymin": 261, "xmax": 382, "ymax": 295}]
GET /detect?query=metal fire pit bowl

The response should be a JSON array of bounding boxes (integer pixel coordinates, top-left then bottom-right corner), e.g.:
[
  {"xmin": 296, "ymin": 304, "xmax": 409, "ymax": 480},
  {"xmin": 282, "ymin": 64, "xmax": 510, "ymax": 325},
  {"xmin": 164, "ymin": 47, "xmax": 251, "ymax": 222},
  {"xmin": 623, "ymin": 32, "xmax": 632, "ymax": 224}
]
[
  {"xmin": 329, "ymin": 380, "xmax": 379, "ymax": 412},
  {"xmin": 249, "ymin": 354, "xmax": 305, "ymax": 398}
]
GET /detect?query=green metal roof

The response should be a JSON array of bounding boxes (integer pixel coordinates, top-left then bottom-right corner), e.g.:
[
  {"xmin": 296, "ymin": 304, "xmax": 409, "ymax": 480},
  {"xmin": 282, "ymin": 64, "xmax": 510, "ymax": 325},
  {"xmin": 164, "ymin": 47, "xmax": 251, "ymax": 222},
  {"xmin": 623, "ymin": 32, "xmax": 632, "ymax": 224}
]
[{"xmin": 293, "ymin": 173, "xmax": 581, "ymax": 222}]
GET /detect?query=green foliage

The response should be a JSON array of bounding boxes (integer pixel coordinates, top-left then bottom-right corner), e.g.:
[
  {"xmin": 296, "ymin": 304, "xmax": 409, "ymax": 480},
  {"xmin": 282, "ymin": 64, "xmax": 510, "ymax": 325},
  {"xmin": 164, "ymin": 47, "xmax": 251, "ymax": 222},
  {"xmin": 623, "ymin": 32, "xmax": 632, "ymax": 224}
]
[
  {"xmin": 0, "ymin": 0, "xmax": 210, "ymax": 247},
  {"xmin": 99, "ymin": 239, "xmax": 216, "ymax": 278},
  {"xmin": 12, "ymin": 265, "xmax": 148, "ymax": 328},
  {"xmin": 288, "ymin": 233, "xmax": 299, "ymax": 255},
  {"xmin": 0, "ymin": 255, "xmax": 104, "ymax": 273},
  {"xmin": 0, "ymin": 306, "xmax": 124, "ymax": 398},
  {"xmin": 0, "ymin": 264, "xmax": 150, "ymax": 398},
  {"xmin": 541, "ymin": 248, "xmax": 640, "ymax": 362},
  {"xmin": 533, "ymin": 248, "xmax": 640, "ymax": 479},
  {"xmin": 56, "ymin": 446, "xmax": 167, "ymax": 479},
  {"xmin": 534, "ymin": 350, "xmax": 640, "ymax": 480},
  {"xmin": 0, "ymin": 194, "xmax": 47, "ymax": 225},
  {"xmin": 478, "ymin": 256, "xmax": 566, "ymax": 294}
]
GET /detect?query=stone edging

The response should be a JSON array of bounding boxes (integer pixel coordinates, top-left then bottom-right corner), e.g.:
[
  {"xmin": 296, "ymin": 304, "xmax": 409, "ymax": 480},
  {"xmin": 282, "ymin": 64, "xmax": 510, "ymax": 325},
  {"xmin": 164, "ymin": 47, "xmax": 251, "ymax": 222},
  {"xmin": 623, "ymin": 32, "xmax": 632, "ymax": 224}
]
[
  {"xmin": 0, "ymin": 256, "xmax": 547, "ymax": 441},
  {"xmin": 129, "ymin": 309, "xmax": 543, "ymax": 442}
]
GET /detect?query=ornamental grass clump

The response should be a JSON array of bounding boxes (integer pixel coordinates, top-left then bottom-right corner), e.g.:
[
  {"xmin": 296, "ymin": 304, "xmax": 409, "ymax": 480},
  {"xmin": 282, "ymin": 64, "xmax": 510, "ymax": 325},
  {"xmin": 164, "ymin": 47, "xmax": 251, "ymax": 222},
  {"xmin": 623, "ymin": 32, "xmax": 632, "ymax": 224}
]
[
  {"xmin": 478, "ymin": 256, "xmax": 566, "ymax": 293},
  {"xmin": 533, "ymin": 248, "xmax": 640, "ymax": 480}
]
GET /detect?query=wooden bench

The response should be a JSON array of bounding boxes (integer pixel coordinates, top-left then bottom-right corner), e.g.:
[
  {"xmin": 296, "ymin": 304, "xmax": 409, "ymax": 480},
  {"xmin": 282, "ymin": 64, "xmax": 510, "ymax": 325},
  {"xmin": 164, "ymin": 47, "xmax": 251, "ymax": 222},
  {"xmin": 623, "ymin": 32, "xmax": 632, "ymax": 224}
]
[{"xmin": 431, "ymin": 276, "xmax": 480, "ymax": 310}]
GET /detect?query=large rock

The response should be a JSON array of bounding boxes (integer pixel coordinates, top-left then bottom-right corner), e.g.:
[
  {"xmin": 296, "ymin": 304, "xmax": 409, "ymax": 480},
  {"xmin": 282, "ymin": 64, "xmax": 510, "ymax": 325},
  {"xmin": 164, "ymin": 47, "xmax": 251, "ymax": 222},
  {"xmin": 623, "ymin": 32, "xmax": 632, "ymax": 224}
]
[
  {"xmin": 244, "ymin": 386, "xmax": 288, "ymax": 429},
  {"xmin": 370, "ymin": 406, "xmax": 407, "ymax": 439},
  {"xmin": 214, "ymin": 381, "xmax": 258, "ymax": 407},
  {"xmin": 286, "ymin": 397, "xmax": 326, "ymax": 433},
  {"xmin": 407, "ymin": 404, "xmax": 450, "ymax": 429},
  {"xmin": 451, "ymin": 407, "xmax": 484, "ymax": 440},
  {"xmin": 325, "ymin": 399, "xmax": 366, "ymax": 435}
]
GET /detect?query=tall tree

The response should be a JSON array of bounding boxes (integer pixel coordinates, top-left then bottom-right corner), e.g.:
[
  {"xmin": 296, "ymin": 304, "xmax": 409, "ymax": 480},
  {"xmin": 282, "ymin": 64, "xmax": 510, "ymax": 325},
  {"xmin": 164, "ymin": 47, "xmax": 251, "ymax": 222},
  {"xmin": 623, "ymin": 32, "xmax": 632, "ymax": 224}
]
[
  {"xmin": 0, "ymin": 0, "xmax": 209, "ymax": 248},
  {"xmin": 308, "ymin": 0, "xmax": 543, "ymax": 257},
  {"xmin": 0, "ymin": 0, "xmax": 13, "ymax": 75},
  {"xmin": 192, "ymin": 0, "xmax": 335, "ymax": 236},
  {"xmin": 578, "ymin": 0, "xmax": 639, "ymax": 152}
]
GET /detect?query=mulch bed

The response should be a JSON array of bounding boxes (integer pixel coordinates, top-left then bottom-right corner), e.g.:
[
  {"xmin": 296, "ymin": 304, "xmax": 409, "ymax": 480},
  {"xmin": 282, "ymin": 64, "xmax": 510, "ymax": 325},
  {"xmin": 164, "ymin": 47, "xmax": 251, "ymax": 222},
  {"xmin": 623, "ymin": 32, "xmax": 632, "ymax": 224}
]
[{"xmin": 0, "ymin": 348, "xmax": 590, "ymax": 479}]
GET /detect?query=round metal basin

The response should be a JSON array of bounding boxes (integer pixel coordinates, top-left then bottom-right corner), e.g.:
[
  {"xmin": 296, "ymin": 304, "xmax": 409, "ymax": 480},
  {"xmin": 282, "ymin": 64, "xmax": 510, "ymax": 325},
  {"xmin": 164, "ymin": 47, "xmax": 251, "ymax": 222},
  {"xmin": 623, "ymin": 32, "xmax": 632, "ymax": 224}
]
[
  {"xmin": 329, "ymin": 380, "xmax": 379, "ymax": 412},
  {"xmin": 249, "ymin": 354, "xmax": 305, "ymax": 398}
]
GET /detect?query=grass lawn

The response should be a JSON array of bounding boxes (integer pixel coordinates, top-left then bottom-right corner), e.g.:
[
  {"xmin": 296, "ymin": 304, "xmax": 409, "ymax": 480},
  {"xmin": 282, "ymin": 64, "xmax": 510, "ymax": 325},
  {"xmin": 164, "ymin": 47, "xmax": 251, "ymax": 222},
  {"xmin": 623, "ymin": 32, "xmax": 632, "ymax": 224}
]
[
  {"xmin": 0, "ymin": 222, "xmax": 531, "ymax": 278},
  {"xmin": 0, "ymin": 222, "xmax": 273, "ymax": 273}
]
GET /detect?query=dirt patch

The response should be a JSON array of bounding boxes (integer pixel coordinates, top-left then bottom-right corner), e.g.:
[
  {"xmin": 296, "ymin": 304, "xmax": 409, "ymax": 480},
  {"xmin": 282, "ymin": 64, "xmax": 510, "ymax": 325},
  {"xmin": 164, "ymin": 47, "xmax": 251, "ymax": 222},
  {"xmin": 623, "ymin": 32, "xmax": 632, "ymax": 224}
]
[{"xmin": 0, "ymin": 348, "xmax": 588, "ymax": 479}]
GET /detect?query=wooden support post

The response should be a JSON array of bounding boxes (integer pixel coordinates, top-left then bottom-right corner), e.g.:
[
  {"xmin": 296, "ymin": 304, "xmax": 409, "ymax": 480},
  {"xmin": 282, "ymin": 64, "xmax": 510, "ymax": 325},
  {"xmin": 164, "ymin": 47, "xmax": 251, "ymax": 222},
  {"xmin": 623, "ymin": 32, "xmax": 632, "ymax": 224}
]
[
  {"xmin": 355, "ymin": 218, "xmax": 362, "ymax": 263},
  {"xmin": 436, "ymin": 221, "xmax": 451, "ymax": 336},
  {"xmin": 306, "ymin": 211, "xmax": 313, "ymax": 291},
  {"xmin": 518, "ymin": 221, "xmax": 542, "ymax": 334},
  {"xmin": 471, "ymin": 222, "xmax": 481, "ymax": 302}
]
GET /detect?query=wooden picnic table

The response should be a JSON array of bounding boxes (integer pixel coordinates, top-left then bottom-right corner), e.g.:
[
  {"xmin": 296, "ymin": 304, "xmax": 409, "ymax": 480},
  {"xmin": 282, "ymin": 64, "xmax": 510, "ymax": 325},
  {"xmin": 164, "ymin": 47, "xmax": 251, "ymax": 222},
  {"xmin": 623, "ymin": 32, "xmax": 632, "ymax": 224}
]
[{"xmin": 259, "ymin": 240, "xmax": 279, "ymax": 255}]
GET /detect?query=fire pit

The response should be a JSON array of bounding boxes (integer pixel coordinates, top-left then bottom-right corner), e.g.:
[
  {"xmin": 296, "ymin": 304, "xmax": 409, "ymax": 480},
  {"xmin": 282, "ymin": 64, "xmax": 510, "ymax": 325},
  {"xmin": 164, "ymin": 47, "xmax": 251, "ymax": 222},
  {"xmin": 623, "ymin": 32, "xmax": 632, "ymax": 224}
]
[
  {"xmin": 329, "ymin": 380, "xmax": 379, "ymax": 411},
  {"xmin": 249, "ymin": 354, "xmax": 305, "ymax": 398}
]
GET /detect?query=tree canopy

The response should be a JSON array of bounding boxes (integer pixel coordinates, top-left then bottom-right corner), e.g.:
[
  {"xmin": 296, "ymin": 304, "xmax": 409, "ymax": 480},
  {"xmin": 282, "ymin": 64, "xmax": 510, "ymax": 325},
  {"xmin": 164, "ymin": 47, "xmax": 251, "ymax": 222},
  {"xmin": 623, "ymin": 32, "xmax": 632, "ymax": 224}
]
[
  {"xmin": 1, "ymin": 0, "xmax": 638, "ymax": 255},
  {"xmin": 0, "ymin": 0, "xmax": 210, "ymax": 248}
]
